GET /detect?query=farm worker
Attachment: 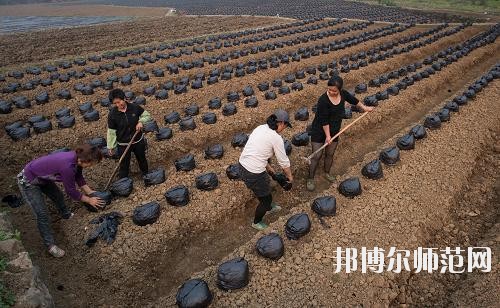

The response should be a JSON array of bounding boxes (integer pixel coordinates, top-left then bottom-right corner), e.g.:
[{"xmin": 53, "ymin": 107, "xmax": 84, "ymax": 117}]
[
  {"xmin": 17, "ymin": 144, "xmax": 105, "ymax": 258},
  {"xmin": 239, "ymin": 109, "xmax": 293, "ymax": 231},
  {"xmin": 107, "ymin": 88, "xmax": 151, "ymax": 179},
  {"xmin": 307, "ymin": 75, "xmax": 374, "ymax": 191}
]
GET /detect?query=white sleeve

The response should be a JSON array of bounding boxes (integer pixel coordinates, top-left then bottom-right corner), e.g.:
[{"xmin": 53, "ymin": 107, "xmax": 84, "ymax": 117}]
[{"xmin": 272, "ymin": 135, "xmax": 290, "ymax": 168}]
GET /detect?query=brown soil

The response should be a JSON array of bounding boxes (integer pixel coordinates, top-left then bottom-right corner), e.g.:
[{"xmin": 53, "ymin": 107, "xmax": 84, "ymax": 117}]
[
  {"xmin": 155, "ymin": 78, "xmax": 500, "ymax": 307},
  {"xmin": 0, "ymin": 17, "xmax": 498, "ymax": 307},
  {"xmin": 0, "ymin": 15, "xmax": 286, "ymax": 68}
]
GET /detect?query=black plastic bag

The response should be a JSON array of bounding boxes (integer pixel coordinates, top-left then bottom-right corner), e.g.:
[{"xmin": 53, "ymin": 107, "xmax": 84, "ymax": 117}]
[
  {"xmin": 258, "ymin": 82, "xmax": 269, "ymax": 91},
  {"xmin": 205, "ymin": 144, "xmax": 224, "ymax": 159},
  {"xmin": 424, "ymin": 114, "xmax": 441, "ymax": 129},
  {"xmin": 155, "ymin": 90, "xmax": 168, "ymax": 100},
  {"xmin": 222, "ymin": 103, "xmax": 237, "ymax": 116},
  {"xmin": 84, "ymin": 191, "xmax": 112, "ymax": 212},
  {"xmin": 311, "ymin": 196, "xmax": 337, "ymax": 216},
  {"xmin": 242, "ymin": 86, "xmax": 254, "ymax": 97},
  {"xmin": 227, "ymin": 91, "xmax": 240, "ymax": 102},
  {"xmin": 179, "ymin": 117, "xmax": 196, "ymax": 131},
  {"xmin": 438, "ymin": 108, "xmax": 450, "ymax": 122},
  {"xmin": 396, "ymin": 134, "xmax": 415, "ymax": 150},
  {"xmin": 5, "ymin": 121, "xmax": 22, "ymax": 133},
  {"xmin": 256, "ymin": 233, "xmax": 284, "ymax": 260},
  {"xmin": 0, "ymin": 101, "xmax": 12, "ymax": 114},
  {"xmin": 311, "ymin": 196, "xmax": 336, "ymax": 228},
  {"xmin": 57, "ymin": 89, "xmax": 72, "ymax": 100},
  {"xmin": 8, "ymin": 127, "xmax": 30, "ymax": 141},
  {"xmin": 175, "ymin": 154, "xmax": 196, "ymax": 171},
  {"xmin": 164, "ymin": 185, "xmax": 190, "ymax": 206},
  {"xmin": 265, "ymin": 91, "xmax": 277, "ymax": 100},
  {"xmin": 244, "ymin": 97, "xmax": 258, "ymax": 108},
  {"xmin": 83, "ymin": 109, "xmax": 100, "ymax": 122},
  {"xmin": 291, "ymin": 82, "xmax": 303, "ymax": 91},
  {"xmin": 185, "ymin": 104, "xmax": 200, "ymax": 116},
  {"xmin": 1, "ymin": 195, "xmax": 23, "ymax": 208},
  {"xmin": 176, "ymin": 279, "xmax": 213, "ymax": 308},
  {"xmin": 143, "ymin": 168, "xmax": 166, "ymax": 186},
  {"xmin": 444, "ymin": 101, "xmax": 459, "ymax": 112},
  {"xmin": 200, "ymin": 112, "xmax": 216, "ymax": 125},
  {"xmin": 294, "ymin": 107, "xmax": 309, "ymax": 121},
  {"xmin": 85, "ymin": 211, "xmax": 123, "ymax": 247},
  {"xmin": 156, "ymin": 127, "xmax": 173, "ymax": 140},
  {"xmin": 453, "ymin": 95, "xmax": 467, "ymax": 106},
  {"xmin": 216, "ymin": 257, "xmax": 249, "ymax": 291},
  {"xmin": 28, "ymin": 115, "xmax": 45, "ymax": 125},
  {"xmin": 338, "ymin": 177, "xmax": 362, "ymax": 198},
  {"xmin": 363, "ymin": 95, "xmax": 378, "ymax": 106},
  {"xmin": 226, "ymin": 164, "xmax": 241, "ymax": 180},
  {"xmin": 133, "ymin": 201, "xmax": 161, "ymax": 226},
  {"xmin": 79, "ymin": 102, "xmax": 93, "ymax": 114},
  {"xmin": 208, "ymin": 97, "xmax": 222, "ymax": 109},
  {"xmin": 143, "ymin": 120, "xmax": 159, "ymax": 133},
  {"xmin": 165, "ymin": 111, "xmax": 181, "ymax": 124},
  {"xmin": 195, "ymin": 172, "xmax": 219, "ymax": 191},
  {"xmin": 409, "ymin": 124, "xmax": 427, "ymax": 139},
  {"xmin": 355, "ymin": 83, "xmax": 368, "ymax": 93},
  {"xmin": 55, "ymin": 107, "xmax": 71, "ymax": 118},
  {"xmin": 271, "ymin": 173, "xmax": 292, "ymax": 191},
  {"xmin": 88, "ymin": 137, "xmax": 106, "ymax": 148},
  {"xmin": 12, "ymin": 96, "xmax": 31, "ymax": 109},
  {"xmin": 231, "ymin": 132, "xmax": 248, "ymax": 148},
  {"xmin": 361, "ymin": 159, "xmax": 383, "ymax": 180},
  {"xmin": 285, "ymin": 213, "xmax": 311, "ymax": 240},
  {"xmin": 89, "ymin": 191, "xmax": 112, "ymax": 205},
  {"xmin": 110, "ymin": 177, "xmax": 133, "ymax": 197},
  {"xmin": 379, "ymin": 146, "xmax": 400, "ymax": 165},
  {"xmin": 291, "ymin": 132, "xmax": 309, "ymax": 146},
  {"xmin": 278, "ymin": 86, "xmax": 290, "ymax": 94},
  {"xmin": 307, "ymin": 76, "xmax": 318, "ymax": 84},
  {"xmin": 57, "ymin": 115, "xmax": 75, "ymax": 129},
  {"xmin": 33, "ymin": 120, "xmax": 52, "ymax": 134}
]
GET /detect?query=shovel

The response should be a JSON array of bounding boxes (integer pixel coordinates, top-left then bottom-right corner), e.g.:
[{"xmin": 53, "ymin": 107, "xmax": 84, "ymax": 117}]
[
  {"xmin": 303, "ymin": 112, "xmax": 369, "ymax": 165},
  {"xmin": 104, "ymin": 130, "xmax": 140, "ymax": 190}
]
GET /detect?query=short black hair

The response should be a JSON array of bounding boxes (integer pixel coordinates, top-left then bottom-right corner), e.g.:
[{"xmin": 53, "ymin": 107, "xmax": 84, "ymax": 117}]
[
  {"xmin": 266, "ymin": 114, "xmax": 279, "ymax": 130},
  {"xmin": 327, "ymin": 75, "xmax": 343, "ymax": 90},
  {"xmin": 108, "ymin": 88, "xmax": 125, "ymax": 102}
]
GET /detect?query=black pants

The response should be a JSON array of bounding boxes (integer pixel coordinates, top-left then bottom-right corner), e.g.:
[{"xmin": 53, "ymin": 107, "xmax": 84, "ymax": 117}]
[
  {"xmin": 239, "ymin": 164, "xmax": 273, "ymax": 224},
  {"xmin": 118, "ymin": 138, "xmax": 148, "ymax": 179}
]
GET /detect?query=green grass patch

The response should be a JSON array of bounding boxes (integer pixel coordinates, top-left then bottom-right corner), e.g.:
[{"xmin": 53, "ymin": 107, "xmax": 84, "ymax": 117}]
[
  {"xmin": 0, "ymin": 282, "xmax": 15, "ymax": 308},
  {"xmin": 0, "ymin": 230, "xmax": 21, "ymax": 242}
]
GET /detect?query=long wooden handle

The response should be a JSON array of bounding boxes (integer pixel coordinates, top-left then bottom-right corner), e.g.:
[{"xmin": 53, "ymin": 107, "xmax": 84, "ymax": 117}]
[
  {"xmin": 104, "ymin": 130, "xmax": 140, "ymax": 190},
  {"xmin": 306, "ymin": 112, "xmax": 369, "ymax": 160}
]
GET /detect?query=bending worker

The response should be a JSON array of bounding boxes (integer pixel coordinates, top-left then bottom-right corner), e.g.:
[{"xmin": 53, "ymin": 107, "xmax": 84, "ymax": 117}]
[
  {"xmin": 307, "ymin": 75, "xmax": 374, "ymax": 191},
  {"xmin": 239, "ymin": 110, "xmax": 293, "ymax": 231},
  {"xmin": 107, "ymin": 89, "xmax": 151, "ymax": 179},
  {"xmin": 17, "ymin": 144, "xmax": 104, "ymax": 258}
]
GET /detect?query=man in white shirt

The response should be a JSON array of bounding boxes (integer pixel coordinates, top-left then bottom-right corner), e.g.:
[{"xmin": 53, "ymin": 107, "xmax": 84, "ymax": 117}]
[{"xmin": 239, "ymin": 109, "xmax": 294, "ymax": 230}]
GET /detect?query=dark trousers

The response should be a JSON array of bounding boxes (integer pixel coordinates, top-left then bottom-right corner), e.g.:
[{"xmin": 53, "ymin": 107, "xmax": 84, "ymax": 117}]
[
  {"xmin": 118, "ymin": 138, "xmax": 149, "ymax": 179},
  {"xmin": 17, "ymin": 179, "xmax": 70, "ymax": 248},
  {"xmin": 239, "ymin": 164, "xmax": 273, "ymax": 224}
]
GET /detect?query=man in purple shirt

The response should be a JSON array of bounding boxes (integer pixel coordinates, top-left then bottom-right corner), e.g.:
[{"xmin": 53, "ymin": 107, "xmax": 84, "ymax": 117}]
[{"xmin": 17, "ymin": 144, "xmax": 104, "ymax": 257}]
